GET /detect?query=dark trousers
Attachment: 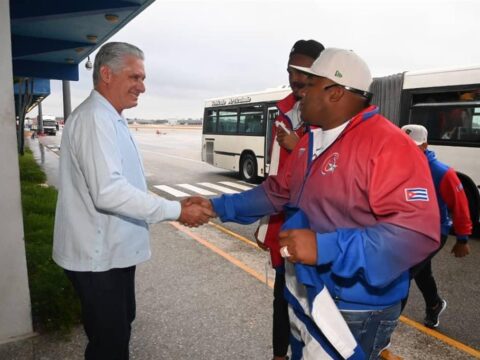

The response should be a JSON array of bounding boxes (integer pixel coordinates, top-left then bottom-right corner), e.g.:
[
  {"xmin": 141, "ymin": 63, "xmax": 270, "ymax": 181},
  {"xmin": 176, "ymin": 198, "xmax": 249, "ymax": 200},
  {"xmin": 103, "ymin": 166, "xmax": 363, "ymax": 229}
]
[
  {"xmin": 414, "ymin": 234, "xmax": 448, "ymax": 308},
  {"xmin": 65, "ymin": 266, "xmax": 136, "ymax": 360},
  {"xmin": 273, "ymin": 269, "xmax": 290, "ymax": 357}
]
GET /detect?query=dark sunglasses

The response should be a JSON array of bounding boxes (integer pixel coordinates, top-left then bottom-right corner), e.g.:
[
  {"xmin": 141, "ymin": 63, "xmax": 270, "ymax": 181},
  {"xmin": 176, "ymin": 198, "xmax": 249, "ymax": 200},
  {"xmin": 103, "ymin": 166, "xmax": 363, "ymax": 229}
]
[{"xmin": 324, "ymin": 83, "xmax": 372, "ymax": 100}]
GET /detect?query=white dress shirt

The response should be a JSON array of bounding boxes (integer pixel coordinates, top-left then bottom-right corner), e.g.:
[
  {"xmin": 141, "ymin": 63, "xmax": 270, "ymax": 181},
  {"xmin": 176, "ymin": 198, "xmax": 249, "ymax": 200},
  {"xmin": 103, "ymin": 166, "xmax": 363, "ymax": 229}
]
[{"xmin": 53, "ymin": 90, "xmax": 181, "ymax": 271}]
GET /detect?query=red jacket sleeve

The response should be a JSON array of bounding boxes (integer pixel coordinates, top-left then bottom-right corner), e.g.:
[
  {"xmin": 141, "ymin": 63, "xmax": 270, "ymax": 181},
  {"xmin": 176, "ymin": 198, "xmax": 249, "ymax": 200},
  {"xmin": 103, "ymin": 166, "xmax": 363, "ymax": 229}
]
[{"xmin": 439, "ymin": 168, "xmax": 472, "ymax": 236}]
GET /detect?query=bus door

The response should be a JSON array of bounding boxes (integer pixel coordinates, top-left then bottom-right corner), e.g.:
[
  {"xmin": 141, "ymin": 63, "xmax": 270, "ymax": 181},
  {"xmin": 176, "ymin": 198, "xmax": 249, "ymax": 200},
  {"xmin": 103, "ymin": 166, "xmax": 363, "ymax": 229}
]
[{"xmin": 265, "ymin": 105, "xmax": 279, "ymax": 175}]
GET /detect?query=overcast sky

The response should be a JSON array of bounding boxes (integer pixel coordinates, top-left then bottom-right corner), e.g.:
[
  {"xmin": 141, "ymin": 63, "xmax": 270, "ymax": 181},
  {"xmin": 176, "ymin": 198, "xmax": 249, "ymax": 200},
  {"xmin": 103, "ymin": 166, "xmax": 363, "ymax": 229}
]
[{"xmin": 39, "ymin": 0, "xmax": 480, "ymax": 120}]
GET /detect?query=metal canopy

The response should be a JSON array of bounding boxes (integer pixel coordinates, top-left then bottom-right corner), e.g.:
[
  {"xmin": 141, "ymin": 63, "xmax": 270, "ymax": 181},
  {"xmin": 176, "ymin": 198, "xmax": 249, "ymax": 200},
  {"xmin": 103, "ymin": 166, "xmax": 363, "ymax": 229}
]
[
  {"xmin": 14, "ymin": 78, "xmax": 51, "ymax": 114},
  {"xmin": 10, "ymin": 0, "xmax": 155, "ymax": 81}
]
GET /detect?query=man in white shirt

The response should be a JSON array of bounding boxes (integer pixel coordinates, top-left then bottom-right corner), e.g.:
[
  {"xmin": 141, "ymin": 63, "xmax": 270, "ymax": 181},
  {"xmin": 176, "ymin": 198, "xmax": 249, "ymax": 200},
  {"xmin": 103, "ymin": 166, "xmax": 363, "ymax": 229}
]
[{"xmin": 53, "ymin": 42, "xmax": 213, "ymax": 360}]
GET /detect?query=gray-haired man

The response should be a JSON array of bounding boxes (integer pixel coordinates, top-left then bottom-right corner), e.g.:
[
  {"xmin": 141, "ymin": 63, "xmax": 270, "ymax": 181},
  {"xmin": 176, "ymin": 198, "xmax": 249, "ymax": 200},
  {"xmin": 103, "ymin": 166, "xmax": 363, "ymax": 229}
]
[{"xmin": 53, "ymin": 42, "xmax": 214, "ymax": 359}]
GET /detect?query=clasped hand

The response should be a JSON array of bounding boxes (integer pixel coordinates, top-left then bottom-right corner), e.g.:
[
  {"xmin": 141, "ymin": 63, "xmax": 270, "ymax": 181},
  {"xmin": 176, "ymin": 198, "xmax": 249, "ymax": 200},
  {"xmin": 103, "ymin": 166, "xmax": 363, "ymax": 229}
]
[{"xmin": 178, "ymin": 196, "xmax": 216, "ymax": 227}]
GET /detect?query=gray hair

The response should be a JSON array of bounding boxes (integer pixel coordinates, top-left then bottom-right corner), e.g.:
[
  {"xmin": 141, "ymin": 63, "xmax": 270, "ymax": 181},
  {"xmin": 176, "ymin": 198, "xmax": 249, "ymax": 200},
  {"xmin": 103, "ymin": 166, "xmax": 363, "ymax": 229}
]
[{"xmin": 93, "ymin": 42, "xmax": 144, "ymax": 86}]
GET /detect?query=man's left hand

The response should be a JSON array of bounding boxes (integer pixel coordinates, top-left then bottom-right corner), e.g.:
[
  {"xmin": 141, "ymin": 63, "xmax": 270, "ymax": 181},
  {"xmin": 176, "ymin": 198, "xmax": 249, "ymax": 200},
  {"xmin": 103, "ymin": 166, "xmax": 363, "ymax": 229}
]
[
  {"xmin": 278, "ymin": 229, "xmax": 317, "ymax": 265},
  {"xmin": 276, "ymin": 126, "xmax": 299, "ymax": 151},
  {"xmin": 451, "ymin": 241, "xmax": 470, "ymax": 257}
]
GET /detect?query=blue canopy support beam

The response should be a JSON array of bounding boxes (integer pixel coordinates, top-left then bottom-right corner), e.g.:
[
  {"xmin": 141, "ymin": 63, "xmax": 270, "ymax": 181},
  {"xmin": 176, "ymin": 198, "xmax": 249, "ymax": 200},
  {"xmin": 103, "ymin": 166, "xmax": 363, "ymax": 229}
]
[
  {"xmin": 12, "ymin": 35, "xmax": 93, "ymax": 59},
  {"xmin": 13, "ymin": 60, "xmax": 79, "ymax": 81},
  {"xmin": 10, "ymin": 0, "xmax": 141, "ymax": 22},
  {"xmin": 14, "ymin": 78, "xmax": 51, "ymax": 114}
]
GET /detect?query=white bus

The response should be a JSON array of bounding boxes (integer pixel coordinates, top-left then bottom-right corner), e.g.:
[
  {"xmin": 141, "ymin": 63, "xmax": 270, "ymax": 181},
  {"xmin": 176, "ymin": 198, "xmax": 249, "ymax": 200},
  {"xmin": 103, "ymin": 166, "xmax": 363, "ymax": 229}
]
[
  {"xmin": 201, "ymin": 86, "xmax": 291, "ymax": 182},
  {"xmin": 371, "ymin": 65, "xmax": 480, "ymax": 236}
]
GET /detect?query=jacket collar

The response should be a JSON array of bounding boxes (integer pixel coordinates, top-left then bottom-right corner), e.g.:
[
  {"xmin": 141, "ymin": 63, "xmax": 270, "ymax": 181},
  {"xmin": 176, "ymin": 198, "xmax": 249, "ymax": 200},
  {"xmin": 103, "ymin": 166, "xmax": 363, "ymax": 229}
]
[{"xmin": 277, "ymin": 92, "xmax": 298, "ymax": 115}]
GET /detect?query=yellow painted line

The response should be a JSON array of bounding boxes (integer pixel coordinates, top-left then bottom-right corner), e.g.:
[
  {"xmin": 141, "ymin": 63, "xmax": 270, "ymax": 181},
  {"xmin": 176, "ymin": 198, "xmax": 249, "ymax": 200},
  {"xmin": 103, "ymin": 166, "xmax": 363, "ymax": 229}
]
[
  {"xmin": 169, "ymin": 221, "xmax": 271, "ymax": 287},
  {"xmin": 399, "ymin": 315, "xmax": 480, "ymax": 358},
  {"xmin": 207, "ymin": 221, "xmax": 260, "ymax": 249}
]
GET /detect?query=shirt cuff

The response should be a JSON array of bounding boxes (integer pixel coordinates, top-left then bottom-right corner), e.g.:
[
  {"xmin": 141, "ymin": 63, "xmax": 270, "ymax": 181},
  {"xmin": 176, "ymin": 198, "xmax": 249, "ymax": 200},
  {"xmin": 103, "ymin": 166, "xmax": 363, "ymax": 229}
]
[
  {"xmin": 162, "ymin": 199, "xmax": 182, "ymax": 221},
  {"xmin": 316, "ymin": 231, "xmax": 340, "ymax": 266}
]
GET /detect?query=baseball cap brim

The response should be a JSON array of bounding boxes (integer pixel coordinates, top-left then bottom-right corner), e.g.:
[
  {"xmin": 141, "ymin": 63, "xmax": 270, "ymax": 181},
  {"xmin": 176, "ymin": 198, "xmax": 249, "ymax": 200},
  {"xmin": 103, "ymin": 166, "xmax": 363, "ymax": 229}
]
[
  {"xmin": 289, "ymin": 64, "xmax": 373, "ymax": 99},
  {"xmin": 289, "ymin": 64, "xmax": 321, "ymax": 77}
]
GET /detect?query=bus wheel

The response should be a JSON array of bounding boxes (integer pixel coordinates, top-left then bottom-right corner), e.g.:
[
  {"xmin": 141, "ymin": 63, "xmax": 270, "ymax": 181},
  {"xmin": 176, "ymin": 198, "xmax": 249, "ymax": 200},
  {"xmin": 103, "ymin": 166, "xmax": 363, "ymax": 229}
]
[
  {"xmin": 240, "ymin": 153, "xmax": 258, "ymax": 183},
  {"xmin": 457, "ymin": 172, "xmax": 480, "ymax": 238}
]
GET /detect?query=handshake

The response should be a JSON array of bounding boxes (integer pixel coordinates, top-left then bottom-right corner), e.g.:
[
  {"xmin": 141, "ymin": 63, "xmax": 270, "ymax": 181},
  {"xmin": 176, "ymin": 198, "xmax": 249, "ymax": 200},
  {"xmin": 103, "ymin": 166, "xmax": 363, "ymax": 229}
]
[{"xmin": 178, "ymin": 196, "xmax": 217, "ymax": 227}]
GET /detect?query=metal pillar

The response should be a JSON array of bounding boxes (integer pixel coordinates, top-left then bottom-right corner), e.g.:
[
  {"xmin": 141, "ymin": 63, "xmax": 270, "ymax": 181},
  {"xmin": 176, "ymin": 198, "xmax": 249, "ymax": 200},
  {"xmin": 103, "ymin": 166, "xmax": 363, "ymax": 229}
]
[
  {"xmin": 62, "ymin": 80, "xmax": 71, "ymax": 122},
  {"xmin": 37, "ymin": 101, "xmax": 43, "ymax": 134}
]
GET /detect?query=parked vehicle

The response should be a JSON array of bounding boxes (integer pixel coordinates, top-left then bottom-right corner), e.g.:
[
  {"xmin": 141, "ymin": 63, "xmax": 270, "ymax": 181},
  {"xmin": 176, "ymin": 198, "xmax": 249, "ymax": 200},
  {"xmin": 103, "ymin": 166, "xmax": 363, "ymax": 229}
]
[{"xmin": 40, "ymin": 115, "xmax": 57, "ymax": 135}]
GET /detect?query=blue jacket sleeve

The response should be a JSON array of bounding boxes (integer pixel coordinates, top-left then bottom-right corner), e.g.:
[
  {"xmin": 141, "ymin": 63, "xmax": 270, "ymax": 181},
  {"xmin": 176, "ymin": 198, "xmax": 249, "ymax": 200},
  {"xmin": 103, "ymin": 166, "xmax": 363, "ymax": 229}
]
[
  {"xmin": 211, "ymin": 186, "xmax": 276, "ymax": 224},
  {"xmin": 316, "ymin": 222, "xmax": 439, "ymax": 288}
]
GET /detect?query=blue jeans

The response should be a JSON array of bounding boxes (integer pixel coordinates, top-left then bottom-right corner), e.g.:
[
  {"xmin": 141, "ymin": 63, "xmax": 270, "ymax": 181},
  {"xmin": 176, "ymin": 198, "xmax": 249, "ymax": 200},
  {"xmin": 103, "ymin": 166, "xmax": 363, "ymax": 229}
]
[{"xmin": 340, "ymin": 302, "xmax": 401, "ymax": 360}]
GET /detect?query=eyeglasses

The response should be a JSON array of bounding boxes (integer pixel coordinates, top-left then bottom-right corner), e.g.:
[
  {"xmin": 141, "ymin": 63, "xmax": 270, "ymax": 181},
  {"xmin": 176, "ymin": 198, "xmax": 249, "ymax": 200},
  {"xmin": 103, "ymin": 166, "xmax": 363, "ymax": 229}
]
[{"xmin": 323, "ymin": 83, "xmax": 372, "ymax": 100}]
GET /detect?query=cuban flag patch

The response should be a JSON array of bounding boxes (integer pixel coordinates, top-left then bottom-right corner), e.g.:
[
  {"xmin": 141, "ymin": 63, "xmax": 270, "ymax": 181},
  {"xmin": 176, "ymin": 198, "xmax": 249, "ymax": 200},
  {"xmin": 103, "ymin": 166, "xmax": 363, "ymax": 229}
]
[{"xmin": 405, "ymin": 188, "xmax": 429, "ymax": 201}]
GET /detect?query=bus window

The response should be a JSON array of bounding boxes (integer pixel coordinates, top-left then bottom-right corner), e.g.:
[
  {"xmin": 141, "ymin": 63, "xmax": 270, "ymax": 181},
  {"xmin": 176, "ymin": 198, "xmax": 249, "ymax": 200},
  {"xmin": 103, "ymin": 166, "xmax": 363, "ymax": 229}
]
[
  {"xmin": 218, "ymin": 109, "xmax": 238, "ymax": 134},
  {"xmin": 409, "ymin": 89, "xmax": 480, "ymax": 144},
  {"xmin": 239, "ymin": 105, "xmax": 264, "ymax": 135},
  {"xmin": 203, "ymin": 109, "xmax": 218, "ymax": 134},
  {"xmin": 473, "ymin": 108, "xmax": 480, "ymax": 129}
]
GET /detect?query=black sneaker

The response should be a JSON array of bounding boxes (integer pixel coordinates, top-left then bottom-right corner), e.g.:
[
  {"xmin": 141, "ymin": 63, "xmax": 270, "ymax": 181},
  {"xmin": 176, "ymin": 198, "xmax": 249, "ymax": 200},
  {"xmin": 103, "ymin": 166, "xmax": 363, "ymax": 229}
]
[{"xmin": 424, "ymin": 299, "xmax": 447, "ymax": 328}]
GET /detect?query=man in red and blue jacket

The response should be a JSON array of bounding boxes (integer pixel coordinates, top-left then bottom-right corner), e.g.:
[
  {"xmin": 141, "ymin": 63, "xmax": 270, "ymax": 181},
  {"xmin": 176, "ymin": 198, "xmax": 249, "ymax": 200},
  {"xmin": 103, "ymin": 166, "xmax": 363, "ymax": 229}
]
[
  {"xmin": 209, "ymin": 48, "xmax": 440, "ymax": 359},
  {"xmin": 402, "ymin": 124, "xmax": 472, "ymax": 328}
]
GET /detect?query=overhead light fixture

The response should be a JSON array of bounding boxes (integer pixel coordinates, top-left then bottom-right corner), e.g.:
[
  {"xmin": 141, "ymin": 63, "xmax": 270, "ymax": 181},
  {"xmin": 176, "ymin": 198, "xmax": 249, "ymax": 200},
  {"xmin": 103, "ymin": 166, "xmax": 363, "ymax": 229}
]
[
  {"xmin": 75, "ymin": 47, "xmax": 85, "ymax": 53},
  {"xmin": 105, "ymin": 14, "xmax": 119, "ymax": 23},
  {"xmin": 86, "ymin": 34, "xmax": 97, "ymax": 43},
  {"xmin": 65, "ymin": 58, "xmax": 74, "ymax": 64},
  {"xmin": 85, "ymin": 56, "xmax": 93, "ymax": 70}
]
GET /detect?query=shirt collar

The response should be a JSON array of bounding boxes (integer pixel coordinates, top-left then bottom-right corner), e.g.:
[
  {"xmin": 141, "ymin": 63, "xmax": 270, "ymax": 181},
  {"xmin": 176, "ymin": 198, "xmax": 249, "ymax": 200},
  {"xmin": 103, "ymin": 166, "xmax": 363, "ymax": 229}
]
[{"xmin": 90, "ymin": 89, "xmax": 128, "ymax": 124}]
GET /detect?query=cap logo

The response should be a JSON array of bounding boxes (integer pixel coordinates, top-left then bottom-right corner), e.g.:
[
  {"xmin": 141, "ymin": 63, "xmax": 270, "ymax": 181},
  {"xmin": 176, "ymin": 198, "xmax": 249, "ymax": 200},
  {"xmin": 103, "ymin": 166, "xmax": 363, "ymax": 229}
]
[
  {"xmin": 405, "ymin": 129, "xmax": 412, "ymax": 135},
  {"xmin": 334, "ymin": 70, "xmax": 343, "ymax": 78}
]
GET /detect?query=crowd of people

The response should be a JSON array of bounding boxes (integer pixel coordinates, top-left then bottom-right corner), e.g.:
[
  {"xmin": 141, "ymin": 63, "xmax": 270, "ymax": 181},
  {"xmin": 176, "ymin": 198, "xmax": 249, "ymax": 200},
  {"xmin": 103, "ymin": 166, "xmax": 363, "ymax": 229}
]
[{"xmin": 53, "ymin": 41, "xmax": 472, "ymax": 360}]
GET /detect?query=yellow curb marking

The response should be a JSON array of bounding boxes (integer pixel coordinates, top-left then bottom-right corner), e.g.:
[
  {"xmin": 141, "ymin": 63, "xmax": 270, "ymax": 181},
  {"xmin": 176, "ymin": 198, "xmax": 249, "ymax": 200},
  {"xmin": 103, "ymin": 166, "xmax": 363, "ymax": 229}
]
[
  {"xmin": 169, "ymin": 221, "xmax": 270, "ymax": 287},
  {"xmin": 399, "ymin": 315, "xmax": 480, "ymax": 358},
  {"xmin": 207, "ymin": 221, "xmax": 260, "ymax": 249}
]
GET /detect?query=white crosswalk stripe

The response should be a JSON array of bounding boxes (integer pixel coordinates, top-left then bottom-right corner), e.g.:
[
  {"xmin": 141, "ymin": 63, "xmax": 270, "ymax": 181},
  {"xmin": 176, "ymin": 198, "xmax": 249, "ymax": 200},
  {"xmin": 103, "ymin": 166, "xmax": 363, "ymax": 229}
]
[
  {"xmin": 152, "ymin": 181, "xmax": 256, "ymax": 198},
  {"xmin": 153, "ymin": 185, "xmax": 190, "ymax": 197},
  {"xmin": 177, "ymin": 183, "xmax": 217, "ymax": 196},
  {"xmin": 197, "ymin": 182, "xmax": 239, "ymax": 194},
  {"xmin": 218, "ymin": 181, "xmax": 253, "ymax": 191}
]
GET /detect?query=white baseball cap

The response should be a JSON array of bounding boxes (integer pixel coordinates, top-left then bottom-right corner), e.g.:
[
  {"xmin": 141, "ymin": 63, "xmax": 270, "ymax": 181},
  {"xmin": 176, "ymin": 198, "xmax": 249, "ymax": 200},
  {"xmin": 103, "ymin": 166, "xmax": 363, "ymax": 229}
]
[
  {"xmin": 290, "ymin": 47, "xmax": 373, "ymax": 98},
  {"xmin": 401, "ymin": 124, "xmax": 428, "ymax": 145}
]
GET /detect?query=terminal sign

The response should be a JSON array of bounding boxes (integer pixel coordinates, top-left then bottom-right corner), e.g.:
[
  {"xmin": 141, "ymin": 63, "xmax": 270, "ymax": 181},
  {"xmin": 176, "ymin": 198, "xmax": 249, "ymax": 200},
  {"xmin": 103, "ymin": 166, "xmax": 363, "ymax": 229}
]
[{"xmin": 212, "ymin": 96, "xmax": 252, "ymax": 107}]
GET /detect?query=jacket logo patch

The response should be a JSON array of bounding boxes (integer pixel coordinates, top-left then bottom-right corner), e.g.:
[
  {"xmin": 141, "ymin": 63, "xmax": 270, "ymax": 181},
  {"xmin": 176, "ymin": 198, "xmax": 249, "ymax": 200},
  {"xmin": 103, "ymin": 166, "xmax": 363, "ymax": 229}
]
[
  {"xmin": 321, "ymin": 153, "xmax": 339, "ymax": 175},
  {"xmin": 405, "ymin": 188, "xmax": 429, "ymax": 201}
]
